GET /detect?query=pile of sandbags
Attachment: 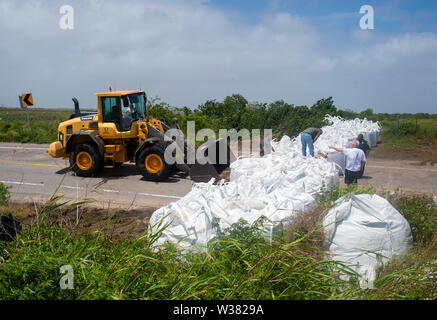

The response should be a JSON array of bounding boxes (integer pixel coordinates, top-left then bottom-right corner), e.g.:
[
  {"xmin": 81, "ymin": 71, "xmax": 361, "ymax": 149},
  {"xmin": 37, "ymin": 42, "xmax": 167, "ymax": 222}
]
[
  {"xmin": 148, "ymin": 115, "xmax": 414, "ymax": 288},
  {"xmin": 276, "ymin": 116, "xmax": 380, "ymax": 155},
  {"xmin": 278, "ymin": 116, "xmax": 381, "ymax": 173},
  {"xmin": 149, "ymin": 116, "xmax": 382, "ymax": 251},
  {"xmin": 149, "ymin": 137, "xmax": 340, "ymax": 251}
]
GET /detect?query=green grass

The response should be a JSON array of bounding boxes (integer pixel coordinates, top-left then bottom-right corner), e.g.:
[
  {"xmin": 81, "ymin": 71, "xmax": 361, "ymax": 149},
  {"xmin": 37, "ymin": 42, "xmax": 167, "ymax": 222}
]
[
  {"xmin": 360, "ymin": 235, "xmax": 437, "ymax": 300},
  {"xmin": 0, "ymin": 107, "xmax": 72, "ymax": 143},
  {"xmin": 0, "ymin": 198, "xmax": 352, "ymax": 300},
  {"xmin": 387, "ymin": 194, "xmax": 437, "ymax": 244},
  {"xmin": 0, "ymin": 183, "xmax": 436, "ymax": 300},
  {"xmin": 380, "ymin": 118, "xmax": 437, "ymax": 151},
  {"xmin": 0, "ymin": 183, "xmax": 11, "ymax": 206}
]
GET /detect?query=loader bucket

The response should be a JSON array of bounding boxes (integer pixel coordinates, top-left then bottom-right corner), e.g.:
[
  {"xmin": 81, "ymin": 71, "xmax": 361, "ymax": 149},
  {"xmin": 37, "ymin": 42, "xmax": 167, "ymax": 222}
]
[{"xmin": 189, "ymin": 138, "xmax": 237, "ymax": 183}]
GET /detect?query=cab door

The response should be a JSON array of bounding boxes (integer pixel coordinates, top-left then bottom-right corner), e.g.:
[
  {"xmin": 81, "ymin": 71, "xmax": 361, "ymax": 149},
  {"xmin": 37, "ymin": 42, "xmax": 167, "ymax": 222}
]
[
  {"xmin": 98, "ymin": 96, "xmax": 123, "ymax": 140},
  {"xmin": 120, "ymin": 95, "xmax": 138, "ymax": 139}
]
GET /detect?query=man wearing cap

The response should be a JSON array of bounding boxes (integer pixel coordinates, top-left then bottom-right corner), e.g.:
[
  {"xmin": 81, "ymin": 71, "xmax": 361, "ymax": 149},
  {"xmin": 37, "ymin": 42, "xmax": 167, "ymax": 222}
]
[{"xmin": 301, "ymin": 127, "xmax": 323, "ymax": 157}]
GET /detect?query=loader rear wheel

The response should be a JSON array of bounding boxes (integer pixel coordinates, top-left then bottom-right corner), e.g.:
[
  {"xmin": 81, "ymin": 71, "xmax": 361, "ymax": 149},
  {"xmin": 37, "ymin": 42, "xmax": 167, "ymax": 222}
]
[
  {"xmin": 70, "ymin": 143, "xmax": 103, "ymax": 177},
  {"xmin": 137, "ymin": 145, "xmax": 170, "ymax": 182}
]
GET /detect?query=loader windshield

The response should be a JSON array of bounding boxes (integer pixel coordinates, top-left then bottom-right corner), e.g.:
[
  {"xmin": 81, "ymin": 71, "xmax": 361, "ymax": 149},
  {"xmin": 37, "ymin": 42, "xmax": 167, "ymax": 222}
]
[
  {"xmin": 126, "ymin": 93, "xmax": 146, "ymax": 120},
  {"xmin": 120, "ymin": 93, "xmax": 147, "ymax": 131}
]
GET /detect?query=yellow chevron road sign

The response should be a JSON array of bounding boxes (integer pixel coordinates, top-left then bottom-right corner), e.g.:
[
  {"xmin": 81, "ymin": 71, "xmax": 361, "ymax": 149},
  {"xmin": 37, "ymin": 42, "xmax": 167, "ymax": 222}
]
[{"xmin": 21, "ymin": 93, "xmax": 34, "ymax": 107}]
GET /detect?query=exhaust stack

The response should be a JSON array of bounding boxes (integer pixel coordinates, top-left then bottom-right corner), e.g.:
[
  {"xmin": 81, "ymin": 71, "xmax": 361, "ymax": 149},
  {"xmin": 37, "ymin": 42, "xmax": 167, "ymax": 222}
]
[{"xmin": 72, "ymin": 97, "xmax": 80, "ymax": 117}]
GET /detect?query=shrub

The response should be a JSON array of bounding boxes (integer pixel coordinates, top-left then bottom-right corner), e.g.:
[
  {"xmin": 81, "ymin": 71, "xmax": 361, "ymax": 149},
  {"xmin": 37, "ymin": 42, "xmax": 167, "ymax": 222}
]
[
  {"xmin": 317, "ymin": 184, "xmax": 376, "ymax": 209},
  {"xmin": 388, "ymin": 194, "xmax": 437, "ymax": 245},
  {"xmin": 0, "ymin": 183, "xmax": 11, "ymax": 206},
  {"xmin": 397, "ymin": 121, "xmax": 418, "ymax": 135}
]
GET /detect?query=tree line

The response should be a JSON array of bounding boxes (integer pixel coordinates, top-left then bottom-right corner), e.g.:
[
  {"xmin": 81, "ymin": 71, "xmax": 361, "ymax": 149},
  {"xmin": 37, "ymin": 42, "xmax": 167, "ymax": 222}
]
[{"xmin": 148, "ymin": 94, "xmax": 437, "ymax": 139}]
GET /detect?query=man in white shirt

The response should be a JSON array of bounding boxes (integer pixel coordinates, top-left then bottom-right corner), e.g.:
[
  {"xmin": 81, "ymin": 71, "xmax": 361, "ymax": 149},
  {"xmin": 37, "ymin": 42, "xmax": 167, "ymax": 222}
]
[{"xmin": 328, "ymin": 140, "xmax": 367, "ymax": 186}]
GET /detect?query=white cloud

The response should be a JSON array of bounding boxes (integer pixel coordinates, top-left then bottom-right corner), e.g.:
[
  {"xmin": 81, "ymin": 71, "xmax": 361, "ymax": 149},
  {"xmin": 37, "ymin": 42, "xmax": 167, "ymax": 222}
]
[{"xmin": 0, "ymin": 0, "xmax": 436, "ymax": 113}]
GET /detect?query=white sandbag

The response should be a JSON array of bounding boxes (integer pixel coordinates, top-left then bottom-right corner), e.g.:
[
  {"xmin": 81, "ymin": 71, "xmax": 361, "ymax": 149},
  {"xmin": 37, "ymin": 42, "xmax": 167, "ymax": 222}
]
[
  {"xmin": 274, "ymin": 115, "xmax": 381, "ymax": 156},
  {"xmin": 149, "ymin": 177, "xmax": 316, "ymax": 251},
  {"xmin": 323, "ymin": 194, "xmax": 413, "ymax": 289},
  {"xmin": 369, "ymin": 131, "xmax": 377, "ymax": 147},
  {"xmin": 326, "ymin": 152, "xmax": 346, "ymax": 174}
]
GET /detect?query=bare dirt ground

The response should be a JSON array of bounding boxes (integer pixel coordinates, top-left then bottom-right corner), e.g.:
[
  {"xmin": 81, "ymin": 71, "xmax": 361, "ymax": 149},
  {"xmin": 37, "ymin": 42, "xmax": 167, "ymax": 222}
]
[
  {"xmin": 350, "ymin": 139, "xmax": 437, "ymax": 194},
  {"xmin": 371, "ymin": 140, "xmax": 437, "ymax": 163},
  {"xmin": 0, "ymin": 202, "xmax": 155, "ymax": 238}
]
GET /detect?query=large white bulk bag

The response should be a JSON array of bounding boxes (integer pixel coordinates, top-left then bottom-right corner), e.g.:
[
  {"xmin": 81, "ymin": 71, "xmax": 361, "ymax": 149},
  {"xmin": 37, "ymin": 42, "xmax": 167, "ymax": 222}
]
[
  {"xmin": 362, "ymin": 132, "xmax": 371, "ymax": 145},
  {"xmin": 369, "ymin": 131, "xmax": 377, "ymax": 147},
  {"xmin": 323, "ymin": 194, "xmax": 413, "ymax": 289},
  {"xmin": 326, "ymin": 152, "xmax": 345, "ymax": 174}
]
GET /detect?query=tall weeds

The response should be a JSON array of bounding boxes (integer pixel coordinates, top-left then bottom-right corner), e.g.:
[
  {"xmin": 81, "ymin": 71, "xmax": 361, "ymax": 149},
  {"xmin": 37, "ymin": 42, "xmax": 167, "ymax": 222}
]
[{"xmin": 1, "ymin": 188, "xmax": 436, "ymax": 300}]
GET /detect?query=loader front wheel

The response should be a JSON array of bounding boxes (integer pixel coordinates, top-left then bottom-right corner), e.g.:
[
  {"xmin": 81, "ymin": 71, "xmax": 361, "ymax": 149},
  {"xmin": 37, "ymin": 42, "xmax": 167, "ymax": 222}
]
[
  {"xmin": 137, "ymin": 145, "xmax": 170, "ymax": 182},
  {"xmin": 70, "ymin": 143, "xmax": 103, "ymax": 177}
]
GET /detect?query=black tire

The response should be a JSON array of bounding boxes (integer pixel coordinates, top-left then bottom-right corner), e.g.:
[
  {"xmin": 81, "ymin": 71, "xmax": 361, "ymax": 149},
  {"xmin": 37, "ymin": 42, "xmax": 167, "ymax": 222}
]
[
  {"xmin": 170, "ymin": 164, "xmax": 180, "ymax": 174},
  {"xmin": 70, "ymin": 143, "xmax": 103, "ymax": 177},
  {"xmin": 136, "ymin": 144, "xmax": 170, "ymax": 182}
]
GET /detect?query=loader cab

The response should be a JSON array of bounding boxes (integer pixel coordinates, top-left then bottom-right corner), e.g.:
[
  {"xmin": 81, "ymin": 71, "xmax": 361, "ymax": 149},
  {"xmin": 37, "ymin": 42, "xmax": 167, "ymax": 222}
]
[{"xmin": 96, "ymin": 90, "xmax": 147, "ymax": 138}]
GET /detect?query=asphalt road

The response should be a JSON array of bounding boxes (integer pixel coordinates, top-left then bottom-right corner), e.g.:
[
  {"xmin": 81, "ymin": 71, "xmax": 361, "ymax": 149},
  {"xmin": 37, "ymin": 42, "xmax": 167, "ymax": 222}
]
[
  {"xmin": 0, "ymin": 143, "xmax": 436, "ymax": 211},
  {"xmin": 0, "ymin": 143, "xmax": 194, "ymax": 210}
]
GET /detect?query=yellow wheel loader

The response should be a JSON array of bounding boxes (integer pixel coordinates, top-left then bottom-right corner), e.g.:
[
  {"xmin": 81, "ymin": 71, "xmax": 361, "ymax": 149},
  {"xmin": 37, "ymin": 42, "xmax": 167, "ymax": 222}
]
[{"xmin": 48, "ymin": 90, "xmax": 235, "ymax": 182}]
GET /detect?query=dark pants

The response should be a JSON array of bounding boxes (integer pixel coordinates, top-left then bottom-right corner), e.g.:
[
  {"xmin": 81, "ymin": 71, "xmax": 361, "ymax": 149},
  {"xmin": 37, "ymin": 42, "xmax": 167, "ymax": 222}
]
[
  {"xmin": 358, "ymin": 163, "xmax": 366, "ymax": 178},
  {"xmin": 345, "ymin": 169, "xmax": 360, "ymax": 185}
]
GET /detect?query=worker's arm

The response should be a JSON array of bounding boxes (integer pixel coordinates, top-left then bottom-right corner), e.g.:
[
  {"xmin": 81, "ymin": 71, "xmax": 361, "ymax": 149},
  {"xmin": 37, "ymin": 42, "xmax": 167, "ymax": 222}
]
[
  {"xmin": 360, "ymin": 161, "xmax": 366, "ymax": 172},
  {"xmin": 313, "ymin": 129, "xmax": 323, "ymax": 142},
  {"xmin": 328, "ymin": 146, "xmax": 344, "ymax": 153}
]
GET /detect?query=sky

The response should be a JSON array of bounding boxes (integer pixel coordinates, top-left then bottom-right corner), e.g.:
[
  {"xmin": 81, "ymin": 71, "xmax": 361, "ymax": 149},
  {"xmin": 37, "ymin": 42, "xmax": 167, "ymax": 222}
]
[{"xmin": 0, "ymin": 0, "xmax": 436, "ymax": 113}]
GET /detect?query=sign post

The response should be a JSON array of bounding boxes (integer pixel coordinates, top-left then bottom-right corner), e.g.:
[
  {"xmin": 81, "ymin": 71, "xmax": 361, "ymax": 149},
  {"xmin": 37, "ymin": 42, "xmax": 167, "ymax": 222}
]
[{"xmin": 19, "ymin": 93, "xmax": 34, "ymax": 134}]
